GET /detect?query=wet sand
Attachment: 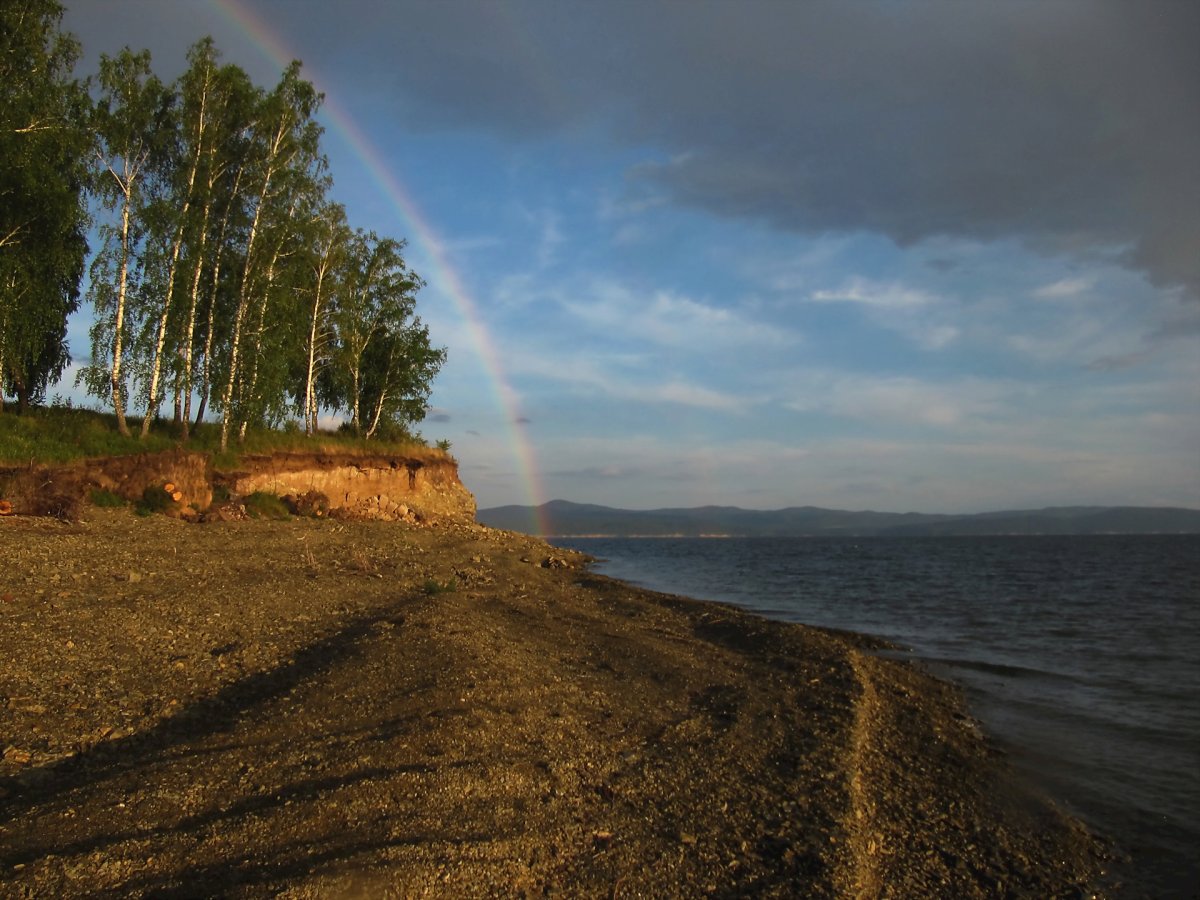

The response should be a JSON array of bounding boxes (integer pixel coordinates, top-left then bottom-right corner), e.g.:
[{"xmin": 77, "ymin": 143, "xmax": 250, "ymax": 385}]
[{"xmin": 0, "ymin": 511, "xmax": 1111, "ymax": 897}]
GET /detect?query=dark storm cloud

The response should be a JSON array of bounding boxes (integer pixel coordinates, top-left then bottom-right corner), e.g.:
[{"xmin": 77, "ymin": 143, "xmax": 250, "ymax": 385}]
[
  {"xmin": 308, "ymin": 0, "xmax": 1199, "ymax": 297},
  {"xmin": 66, "ymin": 0, "xmax": 1199, "ymax": 295}
]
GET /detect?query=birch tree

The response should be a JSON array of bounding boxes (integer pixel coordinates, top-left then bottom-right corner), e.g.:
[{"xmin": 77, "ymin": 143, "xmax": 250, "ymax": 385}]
[
  {"xmin": 360, "ymin": 317, "xmax": 444, "ymax": 439},
  {"xmin": 174, "ymin": 51, "xmax": 255, "ymax": 438},
  {"xmin": 135, "ymin": 39, "xmax": 229, "ymax": 437},
  {"xmin": 329, "ymin": 231, "xmax": 442, "ymax": 437},
  {"xmin": 298, "ymin": 201, "xmax": 349, "ymax": 434},
  {"xmin": 218, "ymin": 61, "xmax": 322, "ymax": 450},
  {"xmin": 83, "ymin": 48, "xmax": 171, "ymax": 436}
]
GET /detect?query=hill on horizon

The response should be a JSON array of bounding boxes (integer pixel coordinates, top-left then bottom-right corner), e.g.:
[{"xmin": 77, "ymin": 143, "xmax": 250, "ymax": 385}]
[{"xmin": 477, "ymin": 499, "xmax": 1200, "ymax": 537}]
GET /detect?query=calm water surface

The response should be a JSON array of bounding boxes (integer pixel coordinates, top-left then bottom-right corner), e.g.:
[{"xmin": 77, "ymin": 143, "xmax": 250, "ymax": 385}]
[{"xmin": 552, "ymin": 535, "xmax": 1200, "ymax": 898}]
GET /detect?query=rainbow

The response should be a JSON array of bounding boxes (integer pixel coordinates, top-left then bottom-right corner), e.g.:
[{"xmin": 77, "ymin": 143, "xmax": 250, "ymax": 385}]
[{"xmin": 213, "ymin": 0, "xmax": 547, "ymax": 535}]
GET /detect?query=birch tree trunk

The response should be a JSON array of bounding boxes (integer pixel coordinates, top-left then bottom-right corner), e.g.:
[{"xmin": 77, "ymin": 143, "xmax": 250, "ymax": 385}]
[
  {"xmin": 303, "ymin": 258, "xmax": 330, "ymax": 435},
  {"xmin": 177, "ymin": 194, "xmax": 210, "ymax": 439},
  {"xmin": 217, "ymin": 196, "xmax": 260, "ymax": 451},
  {"xmin": 141, "ymin": 67, "xmax": 209, "ymax": 437},
  {"xmin": 193, "ymin": 161, "xmax": 243, "ymax": 432},
  {"xmin": 219, "ymin": 106, "xmax": 294, "ymax": 450},
  {"xmin": 110, "ymin": 182, "xmax": 133, "ymax": 437}
]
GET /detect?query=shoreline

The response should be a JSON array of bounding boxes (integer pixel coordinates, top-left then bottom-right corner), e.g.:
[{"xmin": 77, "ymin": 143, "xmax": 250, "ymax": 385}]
[{"xmin": 1, "ymin": 511, "xmax": 1112, "ymax": 896}]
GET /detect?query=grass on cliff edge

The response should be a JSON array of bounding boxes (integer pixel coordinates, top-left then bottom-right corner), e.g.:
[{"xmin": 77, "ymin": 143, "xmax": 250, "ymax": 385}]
[{"xmin": 0, "ymin": 405, "xmax": 450, "ymax": 469}]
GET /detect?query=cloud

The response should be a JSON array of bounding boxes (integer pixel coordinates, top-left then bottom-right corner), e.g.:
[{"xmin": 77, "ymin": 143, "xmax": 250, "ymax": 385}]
[
  {"xmin": 648, "ymin": 381, "xmax": 748, "ymax": 413},
  {"xmin": 812, "ymin": 279, "xmax": 937, "ymax": 311},
  {"xmin": 1085, "ymin": 350, "xmax": 1152, "ymax": 373},
  {"xmin": 242, "ymin": 0, "xmax": 1199, "ymax": 300},
  {"xmin": 808, "ymin": 277, "xmax": 960, "ymax": 349},
  {"xmin": 65, "ymin": 1, "xmax": 1200, "ymax": 299},
  {"xmin": 1033, "ymin": 277, "xmax": 1092, "ymax": 300},
  {"xmin": 784, "ymin": 373, "xmax": 1014, "ymax": 429},
  {"xmin": 509, "ymin": 348, "xmax": 755, "ymax": 413},
  {"xmin": 562, "ymin": 280, "xmax": 795, "ymax": 351}
]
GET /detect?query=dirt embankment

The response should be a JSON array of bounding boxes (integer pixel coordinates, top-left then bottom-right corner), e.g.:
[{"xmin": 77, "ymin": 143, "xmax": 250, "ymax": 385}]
[
  {"xmin": 0, "ymin": 511, "xmax": 1112, "ymax": 898},
  {"xmin": 0, "ymin": 449, "xmax": 475, "ymax": 524}
]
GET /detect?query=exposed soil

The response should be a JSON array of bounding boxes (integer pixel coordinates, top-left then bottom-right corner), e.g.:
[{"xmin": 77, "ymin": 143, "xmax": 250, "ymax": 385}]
[{"xmin": 0, "ymin": 510, "xmax": 1112, "ymax": 897}]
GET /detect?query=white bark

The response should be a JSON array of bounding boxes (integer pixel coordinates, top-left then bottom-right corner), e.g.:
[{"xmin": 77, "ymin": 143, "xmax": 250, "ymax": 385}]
[
  {"xmin": 303, "ymin": 259, "xmax": 330, "ymax": 435},
  {"xmin": 220, "ymin": 110, "xmax": 294, "ymax": 451},
  {"xmin": 141, "ymin": 71, "xmax": 209, "ymax": 438},
  {"xmin": 110, "ymin": 176, "xmax": 133, "ymax": 437}
]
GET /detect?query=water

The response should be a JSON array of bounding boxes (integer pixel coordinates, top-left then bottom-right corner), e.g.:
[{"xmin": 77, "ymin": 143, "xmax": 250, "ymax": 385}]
[{"xmin": 551, "ymin": 535, "xmax": 1200, "ymax": 898}]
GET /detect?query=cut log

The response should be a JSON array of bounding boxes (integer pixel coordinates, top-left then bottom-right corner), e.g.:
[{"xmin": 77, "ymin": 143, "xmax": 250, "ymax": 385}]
[
  {"xmin": 170, "ymin": 491, "xmax": 184, "ymax": 503},
  {"xmin": 0, "ymin": 499, "xmax": 12, "ymax": 516},
  {"xmin": 163, "ymin": 482, "xmax": 176, "ymax": 494}
]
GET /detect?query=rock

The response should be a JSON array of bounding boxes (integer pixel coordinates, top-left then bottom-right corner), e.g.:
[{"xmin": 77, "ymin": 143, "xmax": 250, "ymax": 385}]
[
  {"xmin": 283, "ymin": 490, "xmax": 330, "ymax": 518},
  {"xmin": 3, "ymin": 747, "xmax": 32, "ymax": 765}
]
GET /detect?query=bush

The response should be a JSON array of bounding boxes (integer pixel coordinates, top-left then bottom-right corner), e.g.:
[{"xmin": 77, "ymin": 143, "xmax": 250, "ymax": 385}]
[
  {"xmin": 136, "ymin": 484, "xmax": 174, "ymax": 515},
  {"xmin": 243, "ymin": 491, "xmax": 291, "ymax": 520},
  {"xmin": 88, "ymin": 487, "xmax": 126, "ymax": 508},
  {"xmin": 282, "ymin": 490, "xmax": 329, "ymax": 518},
  {"xmin": 422, "ymin": 577, "xmax": 458, "ymax": 595}
]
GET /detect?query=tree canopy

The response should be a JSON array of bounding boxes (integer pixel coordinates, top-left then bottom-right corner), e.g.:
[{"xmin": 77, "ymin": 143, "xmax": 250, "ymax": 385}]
[
  {"xmin": 0, "ymin": 4, "xmax": 446, "ymax": 447},
  {"xmin": 0, "ymin": 0, "xmax": 91, "ymax": 412}
]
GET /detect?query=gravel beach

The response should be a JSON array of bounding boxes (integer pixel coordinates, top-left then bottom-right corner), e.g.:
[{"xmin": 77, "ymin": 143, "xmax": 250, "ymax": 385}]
[{"xmin": 0, "ymin": 510, "xmax": 1111, "ymax": 897}]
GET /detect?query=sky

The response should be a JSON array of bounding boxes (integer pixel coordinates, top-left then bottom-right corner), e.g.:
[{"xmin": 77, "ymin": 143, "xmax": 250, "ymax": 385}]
[{"xmin": 58, "ymin": 0, "xmax": 1199, "ymax": 515}]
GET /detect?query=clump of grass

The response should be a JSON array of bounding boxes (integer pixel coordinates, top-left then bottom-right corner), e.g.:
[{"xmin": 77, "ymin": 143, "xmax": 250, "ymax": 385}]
[
  {"xmin": 88, "ymin": 487, "xmax": 126, "ymax": 508},
  {"xmin": 243, "ymin": 491, "xmax": 291, "ymax": 520},
  {"xmin": 136, "ymin": 484, "xmax": 174, "ymax": 515},
  {"xmin": 422, "ymin": 577, "xmax": 458, "ymax": 595},
  {"xmin": 350, "ymin": 549, "xmax": 377, "ymax": 574}
]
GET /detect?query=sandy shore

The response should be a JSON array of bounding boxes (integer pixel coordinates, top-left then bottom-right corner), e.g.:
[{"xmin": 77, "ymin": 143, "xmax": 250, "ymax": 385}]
[{"xmin": 0, "ymin": 510, "xmax": 1111, "ymax": 897}]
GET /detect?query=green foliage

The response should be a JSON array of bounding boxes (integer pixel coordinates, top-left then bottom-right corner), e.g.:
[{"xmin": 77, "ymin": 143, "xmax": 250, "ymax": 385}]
[
  {"xmin": 0, "ymin": 0, "xmax": 90, "ymax": 413},
  {"xmin": 324, "ymin": 231, "xmax": 445, "ymax": 439},
  {"xmin": 0, "ymin": 405, "xmax": 444, "ymax": 467},
  {"xmin": 136, "ymin": 483, "xmax": 174, "ymax": 514},
  {"xmin": 435, "ymin": 438, "xmax": 452, "ymax": 453},
  {"xmin": 5, "ymin": 29, "xmax": 447, "ymax": 448},
  {"xmin": 0, "ymin": 405, "xmax": 174, "ymax": 463},
  {"xmin": 283, "ymin": 489, "xmax": 329, "ymax": 518},
  {"xmin": 88, "ymin": 487, "xmax": 126, "ymax": 508},
  {"xmin": 242, "ymin": 490, "xmax": 290, "ymax": 520},
  {"xmin": 422, "ymin": 577, "xmax": 458, "ymax": 596},
  {"xmin": 83, "ymin": 47, "xmax": 175, "ymax": 436}
]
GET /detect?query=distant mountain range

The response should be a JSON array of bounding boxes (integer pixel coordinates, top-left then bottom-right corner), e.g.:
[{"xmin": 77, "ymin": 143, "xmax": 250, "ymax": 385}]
[{"xmin": 477, "ymin": 500, "xmax": 1200, "ymax": 537}]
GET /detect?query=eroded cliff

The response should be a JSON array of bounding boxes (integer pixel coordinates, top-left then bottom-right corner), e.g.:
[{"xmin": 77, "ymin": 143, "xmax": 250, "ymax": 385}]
[
  {"xmin": 0, "ymin": 449, "xmax": 475, "ymax": 524},
  {"xmin": 222, "ymin": 452, "xmax": 475, "ymax": 523}
]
